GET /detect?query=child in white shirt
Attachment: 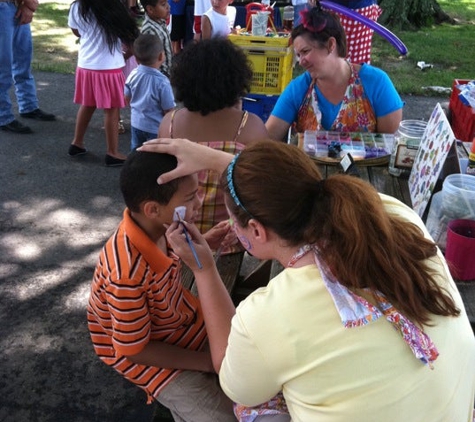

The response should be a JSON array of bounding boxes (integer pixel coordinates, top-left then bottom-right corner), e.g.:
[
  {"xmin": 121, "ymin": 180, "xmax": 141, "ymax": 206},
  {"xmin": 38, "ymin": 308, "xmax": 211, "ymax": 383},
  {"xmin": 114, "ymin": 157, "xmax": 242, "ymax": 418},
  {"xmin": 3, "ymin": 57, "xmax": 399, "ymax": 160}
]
[{"xmin": 201, "ymin": 0, "xmax": 236, "ymax": 39}]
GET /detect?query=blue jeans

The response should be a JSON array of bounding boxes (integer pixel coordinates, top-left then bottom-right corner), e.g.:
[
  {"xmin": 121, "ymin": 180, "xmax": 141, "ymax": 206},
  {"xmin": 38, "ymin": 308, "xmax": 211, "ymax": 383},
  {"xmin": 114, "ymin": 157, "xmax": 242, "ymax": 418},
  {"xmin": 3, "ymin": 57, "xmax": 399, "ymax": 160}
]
[
  {"xmin": 0, "ymin": 2, "xmax": 38, "ymax": 126},
  {"xmin": 131, "ymin": 126, "xmax": 157, "ymax": 150}
]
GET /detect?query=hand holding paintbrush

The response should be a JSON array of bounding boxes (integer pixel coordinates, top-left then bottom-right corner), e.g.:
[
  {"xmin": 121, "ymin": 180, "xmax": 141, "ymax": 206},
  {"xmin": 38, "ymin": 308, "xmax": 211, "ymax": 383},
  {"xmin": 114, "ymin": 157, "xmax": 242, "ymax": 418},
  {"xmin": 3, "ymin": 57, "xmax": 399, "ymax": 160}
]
[{"xmin": 173, "ymin": 206, "xmax": 203, "ymax": 270}]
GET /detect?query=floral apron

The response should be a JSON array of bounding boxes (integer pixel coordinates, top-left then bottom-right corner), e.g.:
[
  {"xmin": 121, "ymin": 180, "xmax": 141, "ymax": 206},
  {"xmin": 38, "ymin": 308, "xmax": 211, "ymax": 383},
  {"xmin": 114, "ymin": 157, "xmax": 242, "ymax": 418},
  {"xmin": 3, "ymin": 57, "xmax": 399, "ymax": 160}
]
[{"xmin": 294, "ymin": 62, "xmax": 377, "ymax": 134}]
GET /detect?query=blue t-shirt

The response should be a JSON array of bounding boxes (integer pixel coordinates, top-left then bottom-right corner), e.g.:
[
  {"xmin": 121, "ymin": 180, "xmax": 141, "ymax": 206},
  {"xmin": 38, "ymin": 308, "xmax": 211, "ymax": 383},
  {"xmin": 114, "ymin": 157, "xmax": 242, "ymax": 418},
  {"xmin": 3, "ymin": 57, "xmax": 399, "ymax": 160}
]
[
  {"xmin": 124, "ymin": 65, "xmax": 176, "ymax": 134},
  {"xmin": 169, "ymin": 0, "xmax": 186, "ymax": 15},
  {"xmin": 271, "ymin": 64, "xmax": 403, "ymax": 130}
]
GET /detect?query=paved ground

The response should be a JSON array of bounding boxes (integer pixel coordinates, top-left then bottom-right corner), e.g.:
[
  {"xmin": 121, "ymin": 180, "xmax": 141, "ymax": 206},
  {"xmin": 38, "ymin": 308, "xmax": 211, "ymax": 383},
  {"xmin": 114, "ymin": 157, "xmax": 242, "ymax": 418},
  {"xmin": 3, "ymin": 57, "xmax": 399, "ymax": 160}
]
[{"xmin": 0, "ymin": 71, "xmax": 449, "ymax": 422}]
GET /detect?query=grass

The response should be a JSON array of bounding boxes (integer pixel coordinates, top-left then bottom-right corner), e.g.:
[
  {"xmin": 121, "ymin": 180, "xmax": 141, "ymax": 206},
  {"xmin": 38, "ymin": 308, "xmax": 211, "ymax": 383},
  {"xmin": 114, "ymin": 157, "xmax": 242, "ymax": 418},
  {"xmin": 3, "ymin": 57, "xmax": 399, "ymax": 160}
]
[
  {"xmin": 31, "ymin": 0, "xmax": 475, "ymax": 94},
  {"xmin": 371, "ymin": 0, "xmax": 475, "ymax": 95},
  {"xmin": 31, "ymin": 1, "xmax": 78, "ymax": 74}
]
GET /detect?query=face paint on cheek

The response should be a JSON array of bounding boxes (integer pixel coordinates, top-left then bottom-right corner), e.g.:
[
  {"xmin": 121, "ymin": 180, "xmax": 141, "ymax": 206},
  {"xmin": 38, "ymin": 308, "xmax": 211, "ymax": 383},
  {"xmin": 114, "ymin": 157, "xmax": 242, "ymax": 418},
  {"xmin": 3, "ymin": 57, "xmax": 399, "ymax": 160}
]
[{"xmin": 237, "ymin": 234, "xmax": 252, "ymax": 251}]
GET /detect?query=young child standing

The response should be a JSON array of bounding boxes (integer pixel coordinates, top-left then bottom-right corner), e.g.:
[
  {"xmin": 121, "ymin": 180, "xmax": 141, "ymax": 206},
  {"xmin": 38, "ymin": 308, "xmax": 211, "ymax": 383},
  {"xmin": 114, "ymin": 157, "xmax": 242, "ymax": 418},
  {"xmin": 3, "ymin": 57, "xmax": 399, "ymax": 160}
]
[
  {"xmin": 201, "ymin": 0, "xmax": 236, "ymax": 39},
  {"xmin": 125, "ymin": 34, "xmax": 175, "ymax": 150},
  {"xmin": 68, "ymin": 0, "xmax": 138, "ymax": 166},
  {"xmin": 140, "ymin": 0, "xmax": 173, "ymax": 78},
  {"xmin": 88, "ymin": 150, "xmax": 237, "ymax": 420},
  {"xmin": 169, "ymin": 0, "xmax": 187, "ymax": 54}
]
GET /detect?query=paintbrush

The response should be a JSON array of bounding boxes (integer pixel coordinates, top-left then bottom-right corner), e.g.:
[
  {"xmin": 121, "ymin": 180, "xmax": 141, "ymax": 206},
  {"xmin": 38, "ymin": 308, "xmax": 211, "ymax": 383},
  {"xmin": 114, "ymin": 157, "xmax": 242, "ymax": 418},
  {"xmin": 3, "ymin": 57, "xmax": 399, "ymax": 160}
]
[{"xmin": 174, "ymin": 207, "xmax": 203, "ymax": 269}]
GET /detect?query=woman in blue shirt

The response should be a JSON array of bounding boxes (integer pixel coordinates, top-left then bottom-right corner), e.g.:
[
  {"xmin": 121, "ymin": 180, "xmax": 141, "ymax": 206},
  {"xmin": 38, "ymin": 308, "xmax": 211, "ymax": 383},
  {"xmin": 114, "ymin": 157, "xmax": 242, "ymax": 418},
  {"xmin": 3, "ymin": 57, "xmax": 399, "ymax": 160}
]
[{"xmin": 266, "ymin": 5, "xmax": 403, "ymax": 142}]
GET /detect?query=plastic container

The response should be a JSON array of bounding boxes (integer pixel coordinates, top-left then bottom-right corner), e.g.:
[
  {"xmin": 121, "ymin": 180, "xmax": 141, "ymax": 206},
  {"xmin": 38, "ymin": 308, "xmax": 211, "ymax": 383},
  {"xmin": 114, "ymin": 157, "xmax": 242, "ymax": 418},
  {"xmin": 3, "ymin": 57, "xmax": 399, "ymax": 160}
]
[
  {"xmin": 388, "ymin": 120, "xmax": 427, "ymax": 177},
  {"xmin": 449, "ymin": 79, "xmax": 475, "ymax": 143},
  {"xmin": 244, "ymin": 2, "xmax": 274, "ymax": 31},
  {"xmin": 425, "ymin": 174, "xmax": 475, "ymax": 250},
  {"xmin": 445, "ymin": 219, "xmax": 475, "ymax": 281},
  {"xmin": 302, "ymin": 130, "xmax": 394, "ymax": 159},
  {"xmin": 251, "ymin": 12, "xmax": 270, "ymax": 36},
  {"xmin": 228, "ymin": 33, "xmax": 291, "ymax": 48},
  {"xmin": 228, "ymin": 34, "xmax": 293, "ymax": 95}
]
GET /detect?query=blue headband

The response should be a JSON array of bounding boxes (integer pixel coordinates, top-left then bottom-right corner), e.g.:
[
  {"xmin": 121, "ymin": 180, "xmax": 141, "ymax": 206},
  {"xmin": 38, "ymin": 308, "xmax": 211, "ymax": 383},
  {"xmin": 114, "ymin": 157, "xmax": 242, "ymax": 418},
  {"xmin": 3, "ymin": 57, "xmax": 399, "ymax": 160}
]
[{"xmin": 226, "ymin": 153, "xmax": 253, "ymax": 217}]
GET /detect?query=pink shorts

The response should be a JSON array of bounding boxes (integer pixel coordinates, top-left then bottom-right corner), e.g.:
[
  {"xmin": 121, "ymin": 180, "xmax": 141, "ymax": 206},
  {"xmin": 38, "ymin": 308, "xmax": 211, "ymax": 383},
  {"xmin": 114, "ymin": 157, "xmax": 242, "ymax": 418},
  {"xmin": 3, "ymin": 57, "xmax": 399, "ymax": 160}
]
[{"xmin": 74, "ymin": 67, "xmax": 125, "ymax": 109}]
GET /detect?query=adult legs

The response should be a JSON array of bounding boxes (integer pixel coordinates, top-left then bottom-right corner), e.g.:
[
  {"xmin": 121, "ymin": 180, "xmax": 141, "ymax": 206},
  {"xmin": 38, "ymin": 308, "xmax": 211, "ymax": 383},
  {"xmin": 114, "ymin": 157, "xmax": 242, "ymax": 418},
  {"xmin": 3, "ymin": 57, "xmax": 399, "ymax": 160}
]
[
  {"xmin": 11, "ymin": 13, "xmax": 38, "ymax": 114},
  {"xmin": 71, "ymin": 105, "xmax": 96, "ymax": 149},
  {"xmin": 0, "ymin": 3, "xmax": 17, "ymax": 126}
]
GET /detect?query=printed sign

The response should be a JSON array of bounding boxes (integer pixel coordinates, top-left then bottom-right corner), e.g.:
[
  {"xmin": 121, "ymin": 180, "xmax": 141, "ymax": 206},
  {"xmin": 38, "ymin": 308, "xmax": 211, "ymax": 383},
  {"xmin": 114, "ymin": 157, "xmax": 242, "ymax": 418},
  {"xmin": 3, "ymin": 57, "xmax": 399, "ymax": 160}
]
[{"xmin": 408, "ymin": 103, "xmax": 457, "ymax": 217}]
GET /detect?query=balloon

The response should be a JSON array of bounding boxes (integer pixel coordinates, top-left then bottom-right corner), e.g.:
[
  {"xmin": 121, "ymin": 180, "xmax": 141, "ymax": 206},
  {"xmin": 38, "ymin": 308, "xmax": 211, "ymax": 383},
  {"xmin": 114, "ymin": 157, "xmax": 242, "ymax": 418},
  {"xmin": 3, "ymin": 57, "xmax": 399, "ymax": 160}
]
[{"xmin": 320, "ymin": 0, "xmax": 408, "ymax": 55}]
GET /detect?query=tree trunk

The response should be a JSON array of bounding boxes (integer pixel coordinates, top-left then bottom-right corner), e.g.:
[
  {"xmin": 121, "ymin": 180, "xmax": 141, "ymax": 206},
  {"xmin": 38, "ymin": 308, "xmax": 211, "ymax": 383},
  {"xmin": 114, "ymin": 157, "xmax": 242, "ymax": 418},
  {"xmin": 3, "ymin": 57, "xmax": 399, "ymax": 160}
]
[{"xmin": 378, "ymin": 0, "xmax": 455, "ymax": 30}]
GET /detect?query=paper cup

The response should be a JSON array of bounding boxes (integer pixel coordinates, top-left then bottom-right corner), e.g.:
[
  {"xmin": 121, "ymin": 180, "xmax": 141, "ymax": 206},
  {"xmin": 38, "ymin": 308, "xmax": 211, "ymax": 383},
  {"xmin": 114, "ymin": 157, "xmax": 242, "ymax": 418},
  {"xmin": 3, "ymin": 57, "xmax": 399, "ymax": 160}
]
[{"xmin": 445, "ymin": 219, "xmax": 475, "ymax": 281}]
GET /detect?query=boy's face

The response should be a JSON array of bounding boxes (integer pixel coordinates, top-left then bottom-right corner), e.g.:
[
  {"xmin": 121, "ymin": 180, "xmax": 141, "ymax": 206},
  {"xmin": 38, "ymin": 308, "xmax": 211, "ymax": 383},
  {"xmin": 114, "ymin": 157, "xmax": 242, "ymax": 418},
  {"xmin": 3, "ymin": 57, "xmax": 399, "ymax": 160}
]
[
  {"xmin": 166, "ymin": 174, "xmax": 201, "ymax": 224},
  {"xmin": 146, "ymin": 0, "xmax": 170, "ymax": 22}
]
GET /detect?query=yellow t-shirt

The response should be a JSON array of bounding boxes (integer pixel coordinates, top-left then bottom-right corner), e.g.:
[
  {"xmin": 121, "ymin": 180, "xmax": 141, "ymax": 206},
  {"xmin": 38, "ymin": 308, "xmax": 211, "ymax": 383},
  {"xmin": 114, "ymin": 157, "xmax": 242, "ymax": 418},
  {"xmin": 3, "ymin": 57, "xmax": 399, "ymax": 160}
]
[{"xmin": 220, "ymin": 195, "xmax": 475, "ymax": 422}]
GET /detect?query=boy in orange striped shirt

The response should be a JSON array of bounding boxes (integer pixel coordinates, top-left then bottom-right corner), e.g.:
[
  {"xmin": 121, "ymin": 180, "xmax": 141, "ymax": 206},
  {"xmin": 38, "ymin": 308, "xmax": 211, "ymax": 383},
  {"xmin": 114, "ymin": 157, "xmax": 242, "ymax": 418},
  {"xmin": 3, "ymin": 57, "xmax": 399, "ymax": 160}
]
[{"xmin": 87, "ymin": 150, "xmax": 236, "ymax": 421}]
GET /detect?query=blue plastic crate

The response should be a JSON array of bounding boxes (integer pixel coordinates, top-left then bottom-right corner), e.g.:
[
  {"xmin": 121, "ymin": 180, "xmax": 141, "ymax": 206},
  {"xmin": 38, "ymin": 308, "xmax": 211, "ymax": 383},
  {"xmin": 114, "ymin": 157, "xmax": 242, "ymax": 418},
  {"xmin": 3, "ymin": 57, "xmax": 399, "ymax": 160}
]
[{"xmin": 242, "ymin": 93, "xmax": 279, "ymax": 122}]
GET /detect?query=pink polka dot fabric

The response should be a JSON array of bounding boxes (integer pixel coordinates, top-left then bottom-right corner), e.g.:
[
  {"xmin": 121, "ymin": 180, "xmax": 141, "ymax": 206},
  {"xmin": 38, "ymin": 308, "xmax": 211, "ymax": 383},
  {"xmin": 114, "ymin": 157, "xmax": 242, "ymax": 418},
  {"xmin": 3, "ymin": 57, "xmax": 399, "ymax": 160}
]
[{"xmin": 336, "ymin": 4, "xmax": 382, "ymax": 64}]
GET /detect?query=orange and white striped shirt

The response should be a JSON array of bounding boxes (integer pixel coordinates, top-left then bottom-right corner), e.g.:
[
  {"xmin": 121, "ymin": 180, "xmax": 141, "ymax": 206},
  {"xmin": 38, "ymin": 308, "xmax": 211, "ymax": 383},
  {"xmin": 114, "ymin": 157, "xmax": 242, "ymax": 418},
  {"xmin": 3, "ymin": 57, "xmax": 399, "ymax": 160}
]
[{"xmin": 87, "ymin": 209, "xmax": 207, "ymax": 402}]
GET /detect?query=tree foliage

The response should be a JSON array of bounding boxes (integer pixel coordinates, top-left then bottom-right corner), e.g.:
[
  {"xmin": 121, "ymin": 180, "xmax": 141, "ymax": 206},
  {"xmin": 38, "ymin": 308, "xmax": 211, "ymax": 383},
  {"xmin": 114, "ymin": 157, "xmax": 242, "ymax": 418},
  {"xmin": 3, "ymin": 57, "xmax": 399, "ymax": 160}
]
[{"xmin": 377, "ymin": 0, "xmax": 455, "ymax": 30}]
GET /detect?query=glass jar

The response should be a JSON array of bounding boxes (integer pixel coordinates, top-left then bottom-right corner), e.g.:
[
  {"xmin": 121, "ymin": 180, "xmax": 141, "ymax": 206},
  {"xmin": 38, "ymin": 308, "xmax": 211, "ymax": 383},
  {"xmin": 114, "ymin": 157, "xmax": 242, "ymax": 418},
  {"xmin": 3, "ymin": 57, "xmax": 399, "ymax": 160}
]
[{"xmin": 388, "ymin": 120, "xmax": 428, "ymax": 177}]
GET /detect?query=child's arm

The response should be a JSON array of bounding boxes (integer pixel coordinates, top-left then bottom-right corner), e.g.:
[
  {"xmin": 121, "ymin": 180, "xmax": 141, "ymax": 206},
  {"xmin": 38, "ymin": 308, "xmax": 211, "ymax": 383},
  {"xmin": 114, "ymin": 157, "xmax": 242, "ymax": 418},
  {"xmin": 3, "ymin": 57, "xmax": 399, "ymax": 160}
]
[
  {"xmin": 201, "ymin": 15, "xmax": 212, "ymax": 40},
  {"xmin": 122, "ymin": 43, "xmax": 134, "ymax": 61},
  {"xmin": 126, "ymin": 341, "xmax": 214, "ymax": 372},
  {"xmin": 124, "ymin": 83, "xmax": 131, "ymax": 106},
  {"xmin": 203, "ymin": 220, "xmax": 237, "ymax": 251}
]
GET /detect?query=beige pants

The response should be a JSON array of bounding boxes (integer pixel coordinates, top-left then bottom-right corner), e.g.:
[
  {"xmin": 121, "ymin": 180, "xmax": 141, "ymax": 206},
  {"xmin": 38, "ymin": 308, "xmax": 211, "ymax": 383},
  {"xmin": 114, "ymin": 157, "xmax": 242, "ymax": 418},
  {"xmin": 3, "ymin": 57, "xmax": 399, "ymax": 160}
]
[{"xmin": 156, "ymin": 370, "xmax": 237, "ymax": 422}]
